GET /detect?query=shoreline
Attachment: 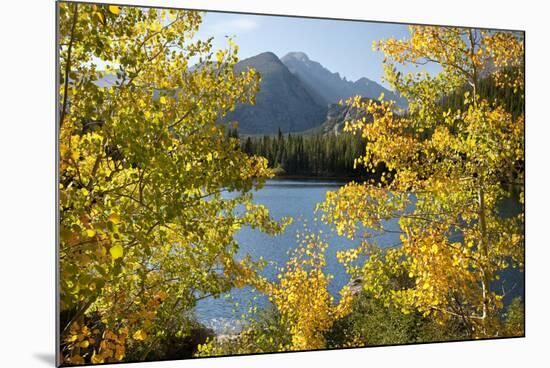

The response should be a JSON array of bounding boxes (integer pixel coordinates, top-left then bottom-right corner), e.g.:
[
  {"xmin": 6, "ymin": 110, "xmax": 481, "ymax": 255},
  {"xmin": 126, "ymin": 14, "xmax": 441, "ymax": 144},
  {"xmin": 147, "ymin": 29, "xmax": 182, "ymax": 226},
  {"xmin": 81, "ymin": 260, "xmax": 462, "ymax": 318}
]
[{"xmin": 270, "ymin": 174, "xmax": 365, "ymax": 182}]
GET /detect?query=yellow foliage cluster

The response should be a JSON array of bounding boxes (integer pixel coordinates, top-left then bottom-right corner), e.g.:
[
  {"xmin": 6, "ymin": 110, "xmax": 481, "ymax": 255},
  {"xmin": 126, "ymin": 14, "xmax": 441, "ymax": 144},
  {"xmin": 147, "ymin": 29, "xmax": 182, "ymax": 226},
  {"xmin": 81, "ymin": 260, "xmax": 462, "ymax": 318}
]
[
  {"xmin": 265, "ymin": 234, "xmax": 353, "ymax": 350},
  {"xmin": 197, "ymin": 231, "xmax": 353, "ymax": 356},
  {"xmin": 58, "ymin": 3, "xmax": 287, "ymax": 364},
  {"xmin": 63, "ymin": 322, "xmax": 127, "ymax": 365},
  {"xmin": 321, "ymin": 26, "xmax": 524, "ymax": 338}
]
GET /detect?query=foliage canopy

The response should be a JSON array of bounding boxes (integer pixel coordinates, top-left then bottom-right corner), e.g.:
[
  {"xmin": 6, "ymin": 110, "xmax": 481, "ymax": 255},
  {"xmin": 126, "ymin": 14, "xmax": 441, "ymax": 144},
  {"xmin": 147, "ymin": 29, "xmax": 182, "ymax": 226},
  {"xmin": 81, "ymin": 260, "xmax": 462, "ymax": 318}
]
[
  {"xmin": 58, "ymin": 6, "xmax": 525, "ymax": 363},
  {"xmin": 58, "ymin": 3, "xmax": 287, "ymax": 364},
  {"xmin": 319, "ymin": 26, "xmax": 524, "ymax": 338}
]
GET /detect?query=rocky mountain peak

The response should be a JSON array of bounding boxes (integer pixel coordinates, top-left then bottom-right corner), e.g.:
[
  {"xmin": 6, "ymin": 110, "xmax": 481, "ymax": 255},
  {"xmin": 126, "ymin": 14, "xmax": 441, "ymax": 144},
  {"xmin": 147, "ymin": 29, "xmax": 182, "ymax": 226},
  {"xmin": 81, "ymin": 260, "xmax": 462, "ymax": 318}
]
[{"xmin": 281, "ymin": 52, "xmax": 310, "ymax": 63}]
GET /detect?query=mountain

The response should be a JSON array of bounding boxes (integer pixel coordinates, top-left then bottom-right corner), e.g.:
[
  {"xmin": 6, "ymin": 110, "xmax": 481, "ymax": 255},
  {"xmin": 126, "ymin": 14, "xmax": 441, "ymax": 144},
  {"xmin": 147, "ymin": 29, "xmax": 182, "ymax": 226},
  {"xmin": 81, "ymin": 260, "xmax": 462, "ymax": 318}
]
[
  {"xmin": 225, "ymin": 52, "xmax": 327, "ymax": 134},
  {"xmin": 281, "ymin": 52, "xmax": 407, "ymax": 109},
  {"xmin": 317, "ymin": 101, "xmax": 370, "ymax": 135},
  {"xmin": 303, "ymin": 99, "xmax": 372, "ymax": 136},
  {"xmin": 94, "ymin": 51, "xmax": 404, "ymax": 135}
]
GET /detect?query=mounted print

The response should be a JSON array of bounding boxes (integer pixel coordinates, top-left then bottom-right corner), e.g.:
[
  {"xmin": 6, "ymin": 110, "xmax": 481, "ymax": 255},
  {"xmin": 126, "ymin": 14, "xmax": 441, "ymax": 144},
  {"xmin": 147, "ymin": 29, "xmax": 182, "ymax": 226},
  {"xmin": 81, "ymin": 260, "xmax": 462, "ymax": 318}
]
[{"xmin": 57, "ymin": 1, "xmax": 525, "ymax": 365}]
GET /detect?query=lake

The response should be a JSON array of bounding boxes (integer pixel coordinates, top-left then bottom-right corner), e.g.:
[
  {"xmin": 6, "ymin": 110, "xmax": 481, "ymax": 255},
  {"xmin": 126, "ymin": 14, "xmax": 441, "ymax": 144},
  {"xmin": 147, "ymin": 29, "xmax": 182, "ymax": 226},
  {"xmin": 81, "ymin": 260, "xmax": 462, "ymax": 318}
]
[
  {"xmin": 194, "ymin": 179, "xmax": 524, "ymax": 333},
  {"xmin": 194, "ymin": 178, "xmax": 401, "ymax": 332}
]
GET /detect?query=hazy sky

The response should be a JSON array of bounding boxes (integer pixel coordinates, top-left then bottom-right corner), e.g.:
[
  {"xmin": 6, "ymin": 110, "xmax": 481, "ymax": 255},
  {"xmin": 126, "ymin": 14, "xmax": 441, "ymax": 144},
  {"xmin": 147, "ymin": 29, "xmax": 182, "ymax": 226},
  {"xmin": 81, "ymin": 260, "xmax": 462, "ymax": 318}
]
[{"xmin": 195, "ymin": 11, "xmax": 441, "ymax": 88}]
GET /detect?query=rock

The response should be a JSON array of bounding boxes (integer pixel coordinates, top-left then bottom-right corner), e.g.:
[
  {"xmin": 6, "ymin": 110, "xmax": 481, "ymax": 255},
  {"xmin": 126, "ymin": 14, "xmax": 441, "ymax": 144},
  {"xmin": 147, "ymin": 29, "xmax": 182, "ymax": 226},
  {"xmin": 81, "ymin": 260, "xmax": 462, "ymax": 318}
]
[
  {"xmin": 317, "ymin": 99, "xmax": 372, "ymax": 135},
  {"xmin": 348, "ymin": 277, "xmax": 364, "ymax": 296}
]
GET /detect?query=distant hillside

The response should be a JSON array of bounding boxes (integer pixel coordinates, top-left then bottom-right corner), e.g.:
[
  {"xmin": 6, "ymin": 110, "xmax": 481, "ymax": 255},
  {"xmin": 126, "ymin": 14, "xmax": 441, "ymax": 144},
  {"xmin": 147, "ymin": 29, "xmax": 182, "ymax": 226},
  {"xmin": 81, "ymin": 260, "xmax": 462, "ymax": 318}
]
[
  {"xmin": 316, "ymin": 100, "xmax": 371, "ymax": 135},
  {"xmin": 281, "ymin": 52, "xmax": 407, "ymax": 109},
  {"xmin": 225, "ymin": 52, "xmax": 327, "ymax": 134},
  {"xmin": 300, "ymin": 97, "xmax": 372, "ymax": 136}
]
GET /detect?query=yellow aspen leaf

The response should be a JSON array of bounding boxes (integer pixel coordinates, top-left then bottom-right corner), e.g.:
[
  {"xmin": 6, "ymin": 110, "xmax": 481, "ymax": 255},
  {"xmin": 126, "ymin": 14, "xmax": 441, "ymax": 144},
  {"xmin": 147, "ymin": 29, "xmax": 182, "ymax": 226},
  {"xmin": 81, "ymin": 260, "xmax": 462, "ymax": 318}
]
[
  {"xmin": 108, "ymin": 213, "xmax": 121, "ymax": 224},
  {"xmin": 108, "ymin": 5, "xmax": 121, "ymax": 15},
  {"xmin": 91, "ymin": 353, "xmax": 104, "ymax": 364},
  {"xmin": 109, "ymin": 244, "xmax": 124, "ymax": 260},
  {"xmin": 96, "ymin": 11, "xmax": 105, "ymax": 25},
  {"xmin": 132, "ymin": 329, "xmax": 147, "ymax": 341},
  {"xmin": 66, "ymin": 334, "xmax": 78, "ymax": 343}
]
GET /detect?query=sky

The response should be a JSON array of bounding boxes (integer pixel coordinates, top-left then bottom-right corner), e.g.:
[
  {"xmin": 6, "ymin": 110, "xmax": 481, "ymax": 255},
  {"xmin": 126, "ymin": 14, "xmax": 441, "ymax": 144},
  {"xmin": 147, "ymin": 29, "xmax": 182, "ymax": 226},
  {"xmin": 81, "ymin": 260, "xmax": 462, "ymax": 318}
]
[{"xmin": 195, "ymin": 11, "xmax": 441, "ymax": 88}]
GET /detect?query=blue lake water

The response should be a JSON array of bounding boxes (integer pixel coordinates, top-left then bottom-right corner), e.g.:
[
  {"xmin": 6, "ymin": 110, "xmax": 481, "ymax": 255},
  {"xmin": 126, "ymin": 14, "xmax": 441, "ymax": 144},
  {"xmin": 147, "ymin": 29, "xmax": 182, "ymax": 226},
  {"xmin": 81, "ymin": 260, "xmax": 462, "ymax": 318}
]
[
  {"xmin": 194, "ymin": 179, "xmax": 401, "ymax": 332},
  {"xmin": 194, "ymin": 179, "xmax": 523, "ymax": 332}
]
